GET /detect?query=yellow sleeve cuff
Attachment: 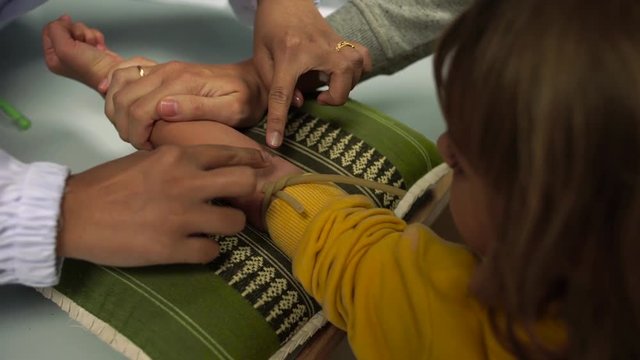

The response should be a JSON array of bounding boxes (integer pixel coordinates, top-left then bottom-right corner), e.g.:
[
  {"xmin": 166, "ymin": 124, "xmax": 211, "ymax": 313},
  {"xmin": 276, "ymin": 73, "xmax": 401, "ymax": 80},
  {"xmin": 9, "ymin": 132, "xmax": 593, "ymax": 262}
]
[{"xmin": 265, "ymin": 183, "xmax": 347, "ymax": 258}]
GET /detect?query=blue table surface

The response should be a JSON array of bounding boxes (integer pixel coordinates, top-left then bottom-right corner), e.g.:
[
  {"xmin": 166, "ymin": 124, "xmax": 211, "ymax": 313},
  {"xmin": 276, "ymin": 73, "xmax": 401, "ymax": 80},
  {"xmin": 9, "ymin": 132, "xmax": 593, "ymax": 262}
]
[{"xmin": 0, "ymin": 0, "xmax": 444, "ymax": 358}]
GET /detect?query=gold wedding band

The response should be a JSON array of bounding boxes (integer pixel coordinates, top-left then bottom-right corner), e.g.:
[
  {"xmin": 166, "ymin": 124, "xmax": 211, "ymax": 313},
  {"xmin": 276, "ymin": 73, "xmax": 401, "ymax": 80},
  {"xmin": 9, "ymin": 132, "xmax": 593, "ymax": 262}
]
[
  {"xmin": 137, "ymin": 65, "xmax": 145, "ymax": 78},
  {"xmin": 335, "ymin": 40, "xmax": 356, "ymax": 52}
]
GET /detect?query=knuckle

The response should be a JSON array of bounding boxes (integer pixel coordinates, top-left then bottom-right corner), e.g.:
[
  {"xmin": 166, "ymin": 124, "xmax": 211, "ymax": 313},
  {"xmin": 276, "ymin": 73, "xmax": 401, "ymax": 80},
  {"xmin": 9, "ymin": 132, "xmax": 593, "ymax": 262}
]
[
  {"xmin": 329, "ymin": 90, "xmax": 348, "ymax": 104},
  {"xmin": 229, "ymin": 101, "xmax": 250, "ymax": 123},
  {"xmin": 269, "ymin": 86, "xmax": 290, "ymax": 105},
  {"xmin": 117, "ymin": 129, "xmax": 129, "ymax": 143},
  {"xmin": 268, "ymin": 114, "xmax": 286, "ymax": 128},
  {"xmin": 189, "ymin": 100, "xmax": 204, "ymax": 116},
  {"xmin": 111, "ymin": 68, "xmax": 127, "ymax": 84},
  {"xmin": 164, "ymin": 61, "xmax": 184, "ymax": 73},
  {"xmin": 112, "ymin": 91, "xmax": 126, "ymax": 108},
  {"xmin": 128, "ymin": 103, "xmax": 146, "ymax": 121},
  {"xmin": 358, "ymin": 45, "xmax": 371, "ymax": 58},
  {"xmin": 350, "ymin": 54, "xmax": 364, "ymax": 69},
  {"xmin": 129, "ymin": 56, "xmax": 146, "ymax": 63},
  {"xmin": 335, "ymin": 61, "xmax": 354, "ymax": 74},
  {"xmin": 155, "ymin": 144, "xmax": 183, "ymax": 163},
  {"xmin": 360, "ymin": 46, "xmax": 371, "ymax": 61},
  {"xmin": 283, "ymin": 34, "xmax": 303, "ymax": 51}
]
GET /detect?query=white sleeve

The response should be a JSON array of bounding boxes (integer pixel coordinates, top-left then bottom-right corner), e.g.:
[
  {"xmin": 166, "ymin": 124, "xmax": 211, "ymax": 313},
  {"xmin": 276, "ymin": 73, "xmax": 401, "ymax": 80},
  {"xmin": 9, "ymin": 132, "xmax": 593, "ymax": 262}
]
[
  {"xmin": 0, "ymin": 149, "xmax": 69, "ymax": 287},
  {"xmin": 228, "ymin": 0, "xmax": 323, "ymax": 26}
]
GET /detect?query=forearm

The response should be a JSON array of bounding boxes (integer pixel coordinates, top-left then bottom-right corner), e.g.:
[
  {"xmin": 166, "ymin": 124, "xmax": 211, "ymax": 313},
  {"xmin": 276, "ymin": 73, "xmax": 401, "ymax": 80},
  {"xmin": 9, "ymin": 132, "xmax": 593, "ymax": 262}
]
[{"xmin": 328, "ymin": 0, "xmax": 471, "ymax": 77}]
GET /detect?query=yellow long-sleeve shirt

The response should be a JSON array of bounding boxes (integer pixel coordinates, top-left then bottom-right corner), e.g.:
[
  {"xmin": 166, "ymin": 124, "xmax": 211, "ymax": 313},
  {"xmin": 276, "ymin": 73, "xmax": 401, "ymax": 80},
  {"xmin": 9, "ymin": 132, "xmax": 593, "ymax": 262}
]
[{"xmin": 265, "ymin": 184, "xmax": 560, "ymax": 359}]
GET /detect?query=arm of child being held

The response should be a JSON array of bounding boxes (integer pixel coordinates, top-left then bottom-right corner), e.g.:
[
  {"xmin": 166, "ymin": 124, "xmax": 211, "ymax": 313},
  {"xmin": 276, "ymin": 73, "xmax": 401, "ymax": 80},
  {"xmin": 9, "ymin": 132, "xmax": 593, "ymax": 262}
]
[{"xmin": 266, "ymin": 189, "xmax": 487, "ymax": 359}]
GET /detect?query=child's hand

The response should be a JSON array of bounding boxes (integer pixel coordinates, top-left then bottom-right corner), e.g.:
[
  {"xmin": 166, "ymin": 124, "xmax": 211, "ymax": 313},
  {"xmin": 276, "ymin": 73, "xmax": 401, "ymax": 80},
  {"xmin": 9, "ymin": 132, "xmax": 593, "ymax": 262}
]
[{"xmin": 42, "ymin": 15, "xmax": 123, "ymax": 91}]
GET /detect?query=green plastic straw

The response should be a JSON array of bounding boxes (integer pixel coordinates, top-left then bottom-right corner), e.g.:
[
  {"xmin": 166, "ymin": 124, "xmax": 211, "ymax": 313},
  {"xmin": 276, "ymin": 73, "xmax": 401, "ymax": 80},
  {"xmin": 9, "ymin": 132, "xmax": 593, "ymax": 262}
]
[{"xmin": 0, "ymin": 98, "xmax": 31, "ymax": 131}]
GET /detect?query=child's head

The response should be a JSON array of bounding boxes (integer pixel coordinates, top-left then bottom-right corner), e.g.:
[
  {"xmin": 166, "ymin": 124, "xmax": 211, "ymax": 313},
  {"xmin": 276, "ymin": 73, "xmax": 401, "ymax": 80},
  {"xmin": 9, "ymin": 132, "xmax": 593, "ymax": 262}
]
[{"xmin": 434, "ymin": 0, "xmax": 640, "ymax": 358}]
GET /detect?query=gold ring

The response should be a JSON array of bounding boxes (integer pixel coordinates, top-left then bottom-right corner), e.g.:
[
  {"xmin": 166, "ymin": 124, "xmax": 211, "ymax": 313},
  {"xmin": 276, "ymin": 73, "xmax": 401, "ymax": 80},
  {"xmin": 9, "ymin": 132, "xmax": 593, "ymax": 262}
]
[
  {"xmin": 335, "ymin": 40, "xmax": 356, "ymax": 52},
  {"xmin": 137, "ymin": 65, "xmax": 145, "ymax": 78}
]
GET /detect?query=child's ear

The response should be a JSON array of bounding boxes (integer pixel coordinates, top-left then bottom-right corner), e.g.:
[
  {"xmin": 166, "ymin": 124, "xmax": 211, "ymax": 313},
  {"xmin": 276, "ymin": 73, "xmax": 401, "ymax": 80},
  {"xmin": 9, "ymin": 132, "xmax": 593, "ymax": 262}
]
[{"xmin": 437, "ymin": 132, "xmax": 457, "ymax": 168}]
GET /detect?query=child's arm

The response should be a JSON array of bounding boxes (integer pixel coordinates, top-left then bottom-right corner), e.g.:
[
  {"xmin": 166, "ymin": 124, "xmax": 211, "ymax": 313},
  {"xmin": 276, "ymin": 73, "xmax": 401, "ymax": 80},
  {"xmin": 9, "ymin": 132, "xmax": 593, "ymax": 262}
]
[{"xmin": 263, "ymin": 185, "xmax": 496, "ymax": 359}]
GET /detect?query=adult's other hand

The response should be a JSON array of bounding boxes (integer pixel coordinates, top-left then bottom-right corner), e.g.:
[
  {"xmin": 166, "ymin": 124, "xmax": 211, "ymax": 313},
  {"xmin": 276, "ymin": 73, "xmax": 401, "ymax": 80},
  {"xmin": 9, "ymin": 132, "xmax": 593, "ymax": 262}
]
[
  {"xmin": 57, "ymin": 144, "xmax": 270, "ymax": 266},
  {"xmin": 104, "ymin": 60, "xmax": 267, "ymax": 150},
  {"xmin": 253, "ymin": 0, "xmax": 372, "ymax": 147}
]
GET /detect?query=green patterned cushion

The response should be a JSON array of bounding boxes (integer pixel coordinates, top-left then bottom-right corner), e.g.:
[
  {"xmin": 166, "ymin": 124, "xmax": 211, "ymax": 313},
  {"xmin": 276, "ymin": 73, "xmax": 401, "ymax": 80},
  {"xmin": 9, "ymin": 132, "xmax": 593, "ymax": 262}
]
[{"xmin": 40, "ymin": 99, "xmax": 441, "ymax": 360}]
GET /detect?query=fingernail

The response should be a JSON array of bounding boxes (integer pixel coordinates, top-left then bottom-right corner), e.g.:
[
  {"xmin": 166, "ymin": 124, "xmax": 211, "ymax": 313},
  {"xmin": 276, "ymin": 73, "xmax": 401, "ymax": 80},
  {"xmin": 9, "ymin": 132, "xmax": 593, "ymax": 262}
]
[
  {"xmin": 98, "ymin": 78, "xmax": 109, "ymax": 92},
  {"xmin": 159, "ymin": 100, "xmax": 178, "ymax": 117},
  {"xmin": 96, "ymin": 43, "xmax": 106, "ymax": 51},
  {"xmin": 267, "ymin": 131, "xmax": 282, "ymax": 148},
  {"xmin": 294, "ymin": 95, "xmax": 303, "ymax": 107}
]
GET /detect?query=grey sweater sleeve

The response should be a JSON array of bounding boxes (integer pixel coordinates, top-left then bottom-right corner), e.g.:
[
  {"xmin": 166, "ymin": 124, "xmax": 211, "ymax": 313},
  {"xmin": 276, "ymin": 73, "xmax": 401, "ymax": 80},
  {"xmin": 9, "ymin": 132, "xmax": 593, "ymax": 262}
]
[{"xmin": 327, "ymin": 0, "xmax": 471, "ymax": 77}]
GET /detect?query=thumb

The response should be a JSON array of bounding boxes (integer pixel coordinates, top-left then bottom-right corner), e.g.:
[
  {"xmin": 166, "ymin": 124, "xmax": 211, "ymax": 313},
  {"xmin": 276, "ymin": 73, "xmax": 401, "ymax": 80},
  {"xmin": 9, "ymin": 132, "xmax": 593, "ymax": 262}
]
[{"xmin": 158, "ymin": 95, "xmax": 250, "ymax": 127}]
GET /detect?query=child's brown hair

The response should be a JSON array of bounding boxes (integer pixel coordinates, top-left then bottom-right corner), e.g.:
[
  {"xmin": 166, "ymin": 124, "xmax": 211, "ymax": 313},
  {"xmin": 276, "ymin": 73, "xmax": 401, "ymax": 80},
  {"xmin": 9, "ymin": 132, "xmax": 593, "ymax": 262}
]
[{"xmin": 434, "ymin": 0, "xmax": 640, "ymax": 358}]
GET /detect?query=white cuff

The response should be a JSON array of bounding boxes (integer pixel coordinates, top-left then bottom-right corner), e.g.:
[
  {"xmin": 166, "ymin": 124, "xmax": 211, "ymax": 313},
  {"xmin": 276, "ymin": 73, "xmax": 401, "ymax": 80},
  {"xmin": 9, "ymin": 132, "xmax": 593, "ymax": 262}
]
[{"xmin": 0, "ymin": 150, "xmax": 69, "ymax": 287}]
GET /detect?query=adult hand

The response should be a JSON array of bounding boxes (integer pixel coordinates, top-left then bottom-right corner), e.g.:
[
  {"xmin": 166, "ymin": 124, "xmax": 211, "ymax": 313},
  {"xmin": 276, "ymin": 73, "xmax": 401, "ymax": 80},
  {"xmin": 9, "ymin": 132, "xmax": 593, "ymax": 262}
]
[
  {"xmin": 253, "ymin": 0, "xmax": 372, "ymax": 147},
  {"xmin": 104, "ymin": 60, "xmax": 268, "ymax": 150},
  {"xmin": 57, "ymin": 144, "xmax": 271, "ymax": 266}
]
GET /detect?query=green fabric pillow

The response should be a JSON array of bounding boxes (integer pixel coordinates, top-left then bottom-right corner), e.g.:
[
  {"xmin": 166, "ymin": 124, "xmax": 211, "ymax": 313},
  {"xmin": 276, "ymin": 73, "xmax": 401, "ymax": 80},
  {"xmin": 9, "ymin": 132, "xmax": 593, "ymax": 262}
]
[{"xmin": 38, "ymin": 99, "xmax": 441, "ymax": 360}]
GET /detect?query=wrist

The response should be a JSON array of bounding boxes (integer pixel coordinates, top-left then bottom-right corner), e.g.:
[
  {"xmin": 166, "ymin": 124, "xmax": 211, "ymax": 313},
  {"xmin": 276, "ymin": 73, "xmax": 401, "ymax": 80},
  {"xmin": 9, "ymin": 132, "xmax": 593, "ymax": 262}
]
[
  {"xmin": 230, "ymin": 155, "xmax": 302, "ymax": 229},
  {"xmin": 56, "ymin": 174, "xmax": 84, "ymax": 259}
]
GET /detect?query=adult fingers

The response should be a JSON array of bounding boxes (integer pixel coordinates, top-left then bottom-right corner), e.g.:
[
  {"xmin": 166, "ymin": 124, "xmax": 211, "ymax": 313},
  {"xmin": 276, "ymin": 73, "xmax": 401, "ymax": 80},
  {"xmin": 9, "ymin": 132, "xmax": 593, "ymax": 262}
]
[
  {"xmin": 317, "ymin": 46, "xmax": 366, "ymax": 105},
  {"xmin": 183, "ymin": 204, "xmax": 248, "ymax": 236},
  {"xmin": 184, "ymin": 144, "xmax": 271, "ymax": 172},
  {"xmin": 157, "ymin": 93, "xmax": 249, "ymax": 126},
  {"xmin": 105, "ymin": 65, "xmax": 141, "ymax": 142},
  {"xmin": 191, "ymin": 164, "xmax": 260, "ymax": 200},
  {"xmin": 266, "ymin": 62, "xmax": 300, "ymax": 148},
  {"xmin": 172, "ymin": 235, "xmax": 222, "ymax": 264},
  {"xmin": 316, "ymin": 70, "xmax": 355, "ymax": 106},
  {"xmin": 105, "ymin": 65, "xmax": 159, "ymax": 147}
]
